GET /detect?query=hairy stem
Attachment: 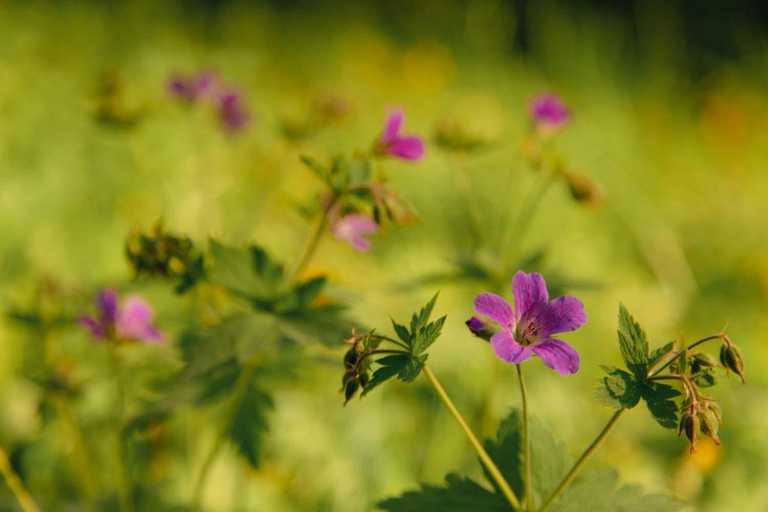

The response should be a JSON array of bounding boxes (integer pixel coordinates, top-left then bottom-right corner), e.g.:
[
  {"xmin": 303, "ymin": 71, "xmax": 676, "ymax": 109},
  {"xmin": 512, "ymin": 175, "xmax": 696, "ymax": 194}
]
[
  {"xmin": 538, "ymin": 409, "xmax": 625, "ymax": 512},
  {"xmin": 0, "ymin": 445, "xmax": 41, "ymax": 512},
  {"xmin": 516, "ymin": 365, "xmax": 532, "ymax": 511},
  {"xmin": 648, "ymin": 335, "xmax": 723, "ymax": 377},
  {"xmin": 422, "ymin": 365, "xmax": 521, "ymax": 510}
]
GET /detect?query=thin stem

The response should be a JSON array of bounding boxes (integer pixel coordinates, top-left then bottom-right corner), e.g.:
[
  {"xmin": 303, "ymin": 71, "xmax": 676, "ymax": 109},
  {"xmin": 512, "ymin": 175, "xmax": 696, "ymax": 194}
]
[
  {"xmin": 500, "ymin": 172, "xmax": 556, "ymax": 266},
  {"xmin": 422, "ymin": 365, "xmax": 520, "ymax": 510},
  {"xmin": 191, "ymin": 357, "xmax": 260, "ymax": 509},
  {"xmin": 0, "ymin": 445, "xmax": 42, "ymax": 512},
  {"xmin": 107, "ymin": 345, "xmax": 133, "ymax": 512},
  {"xmin": 648, "ymin": 335, "xmax": 723, "ymax": 377},
  {"xmin": 538, "ymin": 409, "xmax": 625, "ymax": 512},
  {"xmin": 56, "ymin": 398, "xmax": 98, "ymax": 510},
  {"xmin": 516, "ymin": 365, "xmax": 532, "ymax": 511},
  {"xmin": 286, "ymin": 194, "xmax": 337, "ymax": 285}
]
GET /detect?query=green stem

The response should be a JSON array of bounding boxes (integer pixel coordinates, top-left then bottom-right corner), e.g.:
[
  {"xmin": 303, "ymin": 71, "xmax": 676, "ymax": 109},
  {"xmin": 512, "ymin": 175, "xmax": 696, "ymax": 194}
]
[
  {"xmin": 422, "ymin": 365, "xmax": 520, "ymax": 510},
  {"xmin": 648, "ymin": 335, "xmax": 723, "ymax": 377},
  {"xmin": 286, "ymin": 194, "xmax": 337, "ymax": 285},
  {"xmin": 538, "ymin": 409, "xmax": 624, "ymax": 512},
  {"xmin": 0, "ymin": 445, "xmax": 42, "ymax": 512},
  {"xmin": 57, "ymin": 398, "xmax": 98, "ymax": 510},
  {"xmin": 191, "ymin": 356, "xmax": 260, "ymax": 509},
  {"xmin": 107, "ymin": 345, "xmax": 133, "ymax": 512},
  {"xmin": 516, "ymin": 365, "xmax": 532, "ymax": 511},
  {"xmin": 500, "ymin": 172, "xmax": 556, "ymax": 267}
]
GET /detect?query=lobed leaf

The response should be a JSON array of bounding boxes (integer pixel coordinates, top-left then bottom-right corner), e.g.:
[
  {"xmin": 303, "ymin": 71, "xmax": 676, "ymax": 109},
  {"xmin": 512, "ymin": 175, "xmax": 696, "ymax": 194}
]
[
  {"xmin": 594, "ymin": 366, "xmax": 642, "ymax": 410},
  {"xmin": 617, "ymin": 304, "xmax": 649, "ymax": 379}
]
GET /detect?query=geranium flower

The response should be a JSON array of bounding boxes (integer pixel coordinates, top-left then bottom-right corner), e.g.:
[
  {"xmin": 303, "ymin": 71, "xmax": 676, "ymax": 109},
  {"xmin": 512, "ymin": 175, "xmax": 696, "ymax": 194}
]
[
  {"xmin": 528, "ymin": 93, "xmax": 571, "ymax": 134},
  {"xmin": 378, "ymin": 108, "xmax": 426, "ymax": 161},
  {"xmin": 472, "ymin": 271, "xmax": 586, "ymax": 375},
  {"xmin": 218, "ymin": 91, "xmax": 251, "ymax": 133},
  {"xmin": 332, "ymin": 214, "xmax": 379, "ymax": 252},
  {"xmin": 79, "ymin": 289, "xmax": 164, "ymax": 344}
]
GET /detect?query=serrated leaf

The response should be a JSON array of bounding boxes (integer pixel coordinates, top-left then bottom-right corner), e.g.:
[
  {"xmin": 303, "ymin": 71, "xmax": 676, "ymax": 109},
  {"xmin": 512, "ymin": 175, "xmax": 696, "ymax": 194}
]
[
  {"xmin": 411, "ymin": 293, "xmax": 439, "ymax": 334},
  {"xmin": 411, "ymin": 316, "xmax": 446, "ymax": 356},
  {"xmin": 617, "ymin": 304, "xmax": 649, "ymax": 379},
  {"xmin": 377, "ymin": 474, "xmax": 508, "ymax": 511},
  {"xmin": 640, "ymin": 382, "xmax": 680, "ymax": 430},
  {"xmin": 208, "ymin": 240, "xmax": 283, "ymax": 299},
  {"xmin": 360, "ymin": 354, "xmax": 424, "ymax": 398},
  {"xmin": 594, "ymin": 366, "xmax": 642, "ymax": 410},
  {"xmin": 300, "ymin": 155, "xmax": 329, "ymax": 183},
  {"xmin": 391, "ymin": 319, "xmax": 411, "ymax": 345},
  {"xmin": 228, "ymin": 379, "xmax": 274, "ymax": 469},
  {"xmin": 281, "ymin": 276, "xmax": 326, "ymax": 312}
]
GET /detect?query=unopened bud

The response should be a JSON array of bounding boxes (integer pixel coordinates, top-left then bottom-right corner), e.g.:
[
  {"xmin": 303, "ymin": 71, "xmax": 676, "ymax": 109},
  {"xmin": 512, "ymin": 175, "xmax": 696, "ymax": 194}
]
[
  {"xmin": 690, "ymin": 352, "xmax": 719, "ymax": 374},
  {"xmin": 720, "ymin": 342, "xmax": 746, "ymax": 384},
  {"xmin": 679, "ymin": 409, "xmax": 700, "ymax": 454},
  {"xmin": 699, "ymin": 408, "xmax": 721, "ymax": 445},
  {"xmin": 465, "ymin": 317, "xmax": 501, "ymax": 342}
]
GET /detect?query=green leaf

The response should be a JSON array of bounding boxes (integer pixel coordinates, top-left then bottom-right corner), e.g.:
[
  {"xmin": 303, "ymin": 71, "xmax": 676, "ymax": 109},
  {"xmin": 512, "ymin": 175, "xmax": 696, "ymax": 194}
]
[
  {"xmin": 208, "ymin": 240, "xmax": 283, "ymax": 299},
  {"xmin": 360, "ymin": 354, "xmax": 425, "ymax": 398},
  {"xmin": 228, "ymin": 379, "xmax": 274, "ymax": 469},
  {"xmin": 691, "ymin": 370, "xmax": 718, "ymax": 388},
  {"xmin": 280, "ymin": 276, "xmax": 326, "ymax": 312},
  {"xmin": 551, "ymin": 469, "xmax": 685, "ymax": 512},
  {"xmin": 617, "ymin": 304, "xmax": 649, "ymax": 379},
  {"xmin": 346, "ymin": 157, "xmax": 372, "ymax": 185},
  {"xmin": 640, "ymin": 382, "xmax": 681, "ymax": 430},
  {"xmin": 300, "ymin": 155, "xmax": 329, "ymax": 183},
  {"xmin": 377, "ymin": 474, "xmax": 508, "ymax": 511},
  {"xmin": 391, "ymin": 319, "xmax": 411, "ymax": 345},
  {"xmin": 411, "ymin": 293, "xmax": 439, "ymax": 334},
  {"xmin": 278, "ymin": 303, "xmax": 356, "ymax": 347},
  {"xmin": 594, "ymin": 366, "xmax": 642, "ymax": 410},
  {"xmin": 648, "ymin": 341, "xmax": 675, "ymax": 366},
  {"xmin": 411, "ymin": 316, "xmax": 447, "ymax": 356}
]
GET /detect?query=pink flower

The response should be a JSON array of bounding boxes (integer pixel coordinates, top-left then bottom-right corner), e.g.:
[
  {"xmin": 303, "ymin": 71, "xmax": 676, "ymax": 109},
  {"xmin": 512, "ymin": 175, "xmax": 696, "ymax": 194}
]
[
  {"xmin": 332, "ymin": 214, "xmax": 379, "ymax": 252},
  {"xmin": 472, "ymin": 271, "xmax": 586, "ymax": 375},
  {"xmin": 79, "ymin": 289, "xmax": 164, "ymax": 344},
  {"xmin": 528, "ymin": 93, "xmax": 571, "ymax": 134},
  {"xmin": 378, "ymin": 108, "xmax": 426, "ymax": 161}
]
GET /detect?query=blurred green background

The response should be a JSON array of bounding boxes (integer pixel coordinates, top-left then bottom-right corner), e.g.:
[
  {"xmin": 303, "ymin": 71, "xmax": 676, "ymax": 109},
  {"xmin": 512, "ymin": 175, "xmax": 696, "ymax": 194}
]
[{"xmin": 1, "ymin": 0, "xmax": 768, "ymax": 510}]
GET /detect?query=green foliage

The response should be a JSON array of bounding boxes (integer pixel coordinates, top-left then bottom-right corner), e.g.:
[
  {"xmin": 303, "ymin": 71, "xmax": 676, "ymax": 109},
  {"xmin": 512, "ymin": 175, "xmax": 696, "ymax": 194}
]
[
  {"xmin": 228, "ymin": 379, "xmax": 274, "ymax": 468},
  {"xmin": 595, "ymin": 306, "xmax": 682, "ymax": 430},
  {"xmin": 379, "ymin": 409, "xmax": 683, "ymax": 512},
  {"xmin": 356, "ymin": 293, "xmax": 446, "ymax": 399}
]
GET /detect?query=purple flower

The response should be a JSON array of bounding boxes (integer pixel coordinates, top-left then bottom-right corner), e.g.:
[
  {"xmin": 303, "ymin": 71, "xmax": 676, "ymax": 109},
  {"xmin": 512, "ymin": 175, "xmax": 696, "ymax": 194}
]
[
  {"xmin": 218, "ymin": 91, "xmax": 251, "ymax": 133},
  {"xmin": 472, "ymin": 271, "xmax": 586, "ymax": 375},
  {"xmin": 168, "ymin": 71, "xmax": 217, "ymax": 103},
  {"xmin": 379, "ymin": 108, "xmax": 426, "ymax": 161},
  {"xmin": 332, "ymin": 214, "xmax": 379, "ymax": 252},
  {"xmin": 79, "ymin": 289, "xmax": 164, "ymax": 344},
  {"xmin": 528, "ymin": 93, "xmax": 571, "ymax": 133}
]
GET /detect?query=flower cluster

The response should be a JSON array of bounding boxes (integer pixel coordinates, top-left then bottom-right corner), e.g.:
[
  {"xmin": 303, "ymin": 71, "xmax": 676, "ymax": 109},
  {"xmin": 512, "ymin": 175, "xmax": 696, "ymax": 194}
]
[
  {"xmin": 168, "ymin": 70, "xmax": 251, "ymax": 133},
  {"xmin": 79, "ymin": 289, "xmax": 164, "ymax": 344}
]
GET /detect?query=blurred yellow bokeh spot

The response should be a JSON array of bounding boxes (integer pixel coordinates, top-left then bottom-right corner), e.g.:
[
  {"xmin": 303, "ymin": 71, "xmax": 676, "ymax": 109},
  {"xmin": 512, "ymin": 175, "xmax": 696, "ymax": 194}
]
[{"xmin": 403, "ymin": 42, "xmax": 456, "ymax": 94}]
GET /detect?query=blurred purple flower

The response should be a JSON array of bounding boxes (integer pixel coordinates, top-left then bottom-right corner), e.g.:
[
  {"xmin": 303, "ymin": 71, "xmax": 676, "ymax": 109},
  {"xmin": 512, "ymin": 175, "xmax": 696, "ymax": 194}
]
[
  {"xmin": 218, "ymin": 91, "xmax": 251, "ymax": 133},
  {"xmin": 168, "ymin": 71, "xmax": 217, "ymax": 103},
  {"xmin": 79, "ymin": 289, "xmax": 164, "ymax": 344},
  {"xmin": 472, "ymin": 271, "xmax": 586, "ymax": 375},
  {"xmin": 528, "ymin": 93, "xmax": 571, "ymax": 133},
  {"xmin": 332, "ymin": 214, "xmax": 379, "ymax": 252},
  {"xmin": 379, "ymin": 108, "xmax": 426, "ymax": 161}
]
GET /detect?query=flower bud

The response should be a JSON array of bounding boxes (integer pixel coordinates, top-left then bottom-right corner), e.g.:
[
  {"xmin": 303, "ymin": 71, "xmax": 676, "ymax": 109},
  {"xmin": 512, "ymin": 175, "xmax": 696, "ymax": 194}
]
[
  {"xmin": 465, "ymin": 317, "xmax": 501, "ymax": 342},
  {"xmin": 690, "ymin": 352, "xmax": 719, "ymax": 374},
  {"xmin": 679, "ymin": 409, "xmax": 700, "ymax": 454},
  {"xmin": 699, "ymin": 408, "xmax": 721, "ymax": 445},
  {"xmin": 720, "ymin": 342, "xmax": 746, "ymax": 384}
]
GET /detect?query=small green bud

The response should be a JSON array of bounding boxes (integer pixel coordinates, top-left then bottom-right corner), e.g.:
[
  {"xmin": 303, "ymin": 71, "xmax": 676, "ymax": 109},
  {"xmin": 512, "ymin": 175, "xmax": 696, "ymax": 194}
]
[
  {"xmin": 690, "ymin": 352, "xmax": 719, "ymax": 374},
  {"xmin": 699, "ymin": 407, "xmax": 721, "ymax": 446},
  {"xmin": 466, "ymin": 317, "xmax": 501, "ymax": 342},
  {"xmin": 720, "ymin": 342, "xmax": 746, "ymax": 384},
  {"xmin": 679, "ymin": 409, "xmax": 700, "ymax": 454},
  {"xmin": 343, "ymin": 379, "xmax": 360, "ymax": 405}
]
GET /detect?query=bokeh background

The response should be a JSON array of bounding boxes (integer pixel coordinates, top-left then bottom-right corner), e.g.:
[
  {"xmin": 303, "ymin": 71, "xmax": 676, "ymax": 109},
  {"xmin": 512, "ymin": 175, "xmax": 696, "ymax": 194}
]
[{"xmin": 1, "ymin": 0, "xmax": 768, "ymax": 510}]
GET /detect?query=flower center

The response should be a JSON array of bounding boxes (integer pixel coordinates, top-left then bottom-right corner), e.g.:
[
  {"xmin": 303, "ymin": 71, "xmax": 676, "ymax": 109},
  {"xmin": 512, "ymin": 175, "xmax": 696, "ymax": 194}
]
[{"xmin": 515, "ymin": 320, "xmax": 539, "ymax": 346}]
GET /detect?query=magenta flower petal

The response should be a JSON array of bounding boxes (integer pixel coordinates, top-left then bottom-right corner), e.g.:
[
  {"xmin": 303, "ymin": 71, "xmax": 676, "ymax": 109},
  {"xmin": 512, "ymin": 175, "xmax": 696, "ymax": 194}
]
[
  {"xmin": 528, "ymin": 93, "xmax": 571, "ymax": 132},
  {"xmin": 332, "ymin": 214, "xmax": 379, "ymax": 252},
  {"xmin": 219, "ymin": 92, "xmax": 251, "ymax": 133},
  {"xmin": 78, "ymin": 315, "xmax": 106, "ymax": 340},
  {"xmin": 380, "ymin": 108, "xmax": 405, "ymax": 145},
  {"xmin": 512, "ymin": 271, "xmax": 548, "ymax": 322},
  {"xmin": 116, "ymin": 297, "xmax": 164, "ymax": 343},
  {"xmin": 491, "ymin": 331, "xmax": 533, "ymax": 364},
  {"xmin": 473, "ymin": 293, "xmax": 514, "ymax": 327},
  {"xmin": 97, "ymin": 289, "xmax": 119, "ymax": 324},
  {"xmin": 532, "ymin": 338, "xmax": 580, "ymax": 376},
  {"xmin": 536, "ymin": 296, "xmax": 588, "ymax": 338},
  {"xmin": 387, "ymin": 136, "xmax": 426, "ymax": 161}
]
